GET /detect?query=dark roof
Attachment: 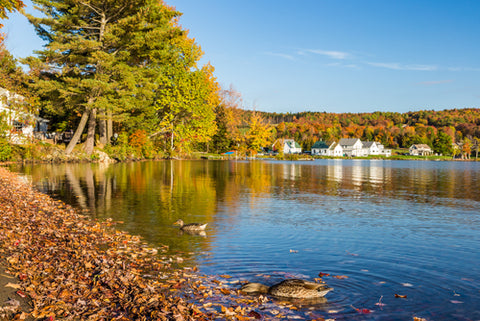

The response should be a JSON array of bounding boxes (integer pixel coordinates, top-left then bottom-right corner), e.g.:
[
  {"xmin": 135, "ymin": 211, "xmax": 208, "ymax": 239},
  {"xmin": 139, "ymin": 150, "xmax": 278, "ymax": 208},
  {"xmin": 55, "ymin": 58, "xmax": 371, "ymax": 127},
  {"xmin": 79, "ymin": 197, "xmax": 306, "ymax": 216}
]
[
  {"xmin": 312, "ymin": 141, "xmax": 330, "ymax": 149},
  {"xmin": 362, "ymin": 141, "xmax": 375, "ymax": 148}
]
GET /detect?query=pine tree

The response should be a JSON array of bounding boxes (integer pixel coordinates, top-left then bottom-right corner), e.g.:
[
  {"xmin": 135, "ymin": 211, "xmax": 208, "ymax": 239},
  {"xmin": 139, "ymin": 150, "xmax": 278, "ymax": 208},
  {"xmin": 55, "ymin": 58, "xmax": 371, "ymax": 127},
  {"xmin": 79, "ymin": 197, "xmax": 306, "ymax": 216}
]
[{"xmin": 25, "ymin": 0, "xmax": 219, "ymax": 155}]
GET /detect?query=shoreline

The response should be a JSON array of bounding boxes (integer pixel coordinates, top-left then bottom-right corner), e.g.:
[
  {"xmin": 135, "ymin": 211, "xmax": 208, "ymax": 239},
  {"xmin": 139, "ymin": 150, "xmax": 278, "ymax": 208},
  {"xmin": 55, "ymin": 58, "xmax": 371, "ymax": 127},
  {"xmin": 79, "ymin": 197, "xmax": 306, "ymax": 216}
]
[{"xmin": 0, "ymin": 166, "xmax": 246, "ymax": 320}]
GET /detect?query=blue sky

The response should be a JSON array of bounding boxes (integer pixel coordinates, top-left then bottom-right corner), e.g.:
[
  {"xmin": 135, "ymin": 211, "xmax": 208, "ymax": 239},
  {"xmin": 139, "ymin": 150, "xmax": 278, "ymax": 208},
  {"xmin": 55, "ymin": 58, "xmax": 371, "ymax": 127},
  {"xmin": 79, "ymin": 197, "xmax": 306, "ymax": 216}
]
[{"xmin": 2, "ymin": 0, "xmax": 480, "ymax": 113}]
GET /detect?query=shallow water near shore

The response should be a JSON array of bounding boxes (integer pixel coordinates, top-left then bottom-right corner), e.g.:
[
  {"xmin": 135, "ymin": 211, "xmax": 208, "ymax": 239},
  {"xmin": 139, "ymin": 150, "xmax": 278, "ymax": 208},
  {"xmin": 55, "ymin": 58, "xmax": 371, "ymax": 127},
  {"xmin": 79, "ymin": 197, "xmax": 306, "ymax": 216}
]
[{"xmin": 9, "ymin": 159, "xmax": 480, "ymax": 320}]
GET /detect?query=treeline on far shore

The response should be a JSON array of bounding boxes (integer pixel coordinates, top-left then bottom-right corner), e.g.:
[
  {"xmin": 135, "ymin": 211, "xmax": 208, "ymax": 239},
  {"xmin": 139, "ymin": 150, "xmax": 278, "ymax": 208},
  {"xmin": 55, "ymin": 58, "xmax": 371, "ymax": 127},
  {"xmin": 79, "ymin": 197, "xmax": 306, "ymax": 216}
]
[{"xmin": 1, "ymin": 107, "xmax": 480, "ymax": 163}]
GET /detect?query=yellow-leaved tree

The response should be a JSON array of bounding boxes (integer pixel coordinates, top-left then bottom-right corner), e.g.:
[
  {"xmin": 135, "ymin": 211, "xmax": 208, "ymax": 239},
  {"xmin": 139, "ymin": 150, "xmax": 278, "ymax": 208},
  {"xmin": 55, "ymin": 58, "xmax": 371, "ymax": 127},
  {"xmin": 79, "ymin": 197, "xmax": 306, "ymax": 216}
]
[{"xmin": 246, "ymin": 112, "xmax": 274, "ymax": 157}]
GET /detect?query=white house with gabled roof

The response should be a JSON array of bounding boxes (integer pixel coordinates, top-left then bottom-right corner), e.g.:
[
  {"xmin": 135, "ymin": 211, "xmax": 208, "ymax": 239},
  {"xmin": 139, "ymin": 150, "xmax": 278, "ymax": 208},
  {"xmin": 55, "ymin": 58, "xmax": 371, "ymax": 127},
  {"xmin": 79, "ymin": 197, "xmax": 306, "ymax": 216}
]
[{"xmin": 339, "ymin": 138, "xmax": 363, "ymax": 157}]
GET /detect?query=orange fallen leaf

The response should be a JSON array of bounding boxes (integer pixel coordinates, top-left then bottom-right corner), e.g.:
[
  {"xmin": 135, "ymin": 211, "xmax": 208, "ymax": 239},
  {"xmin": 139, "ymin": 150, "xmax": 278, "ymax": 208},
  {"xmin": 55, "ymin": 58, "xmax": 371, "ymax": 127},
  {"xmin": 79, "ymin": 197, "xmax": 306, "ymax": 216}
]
[
  {"xmin": 220, "ymin": 288, "xmax": 231, "ymax": 295},
  {"xmin": 219, "ymin": 274, "xmax": 232, "ymax": 279},
  {"xmin": 395, "ymin": 294, "xmax": 407, "ymax": 298}
]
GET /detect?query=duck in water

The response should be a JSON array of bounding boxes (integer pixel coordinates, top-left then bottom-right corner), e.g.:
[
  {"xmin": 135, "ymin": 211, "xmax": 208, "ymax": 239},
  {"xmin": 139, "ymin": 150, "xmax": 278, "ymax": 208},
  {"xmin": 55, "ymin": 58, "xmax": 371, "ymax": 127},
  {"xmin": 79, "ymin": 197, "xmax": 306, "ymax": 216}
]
[
  {"xmin": 241, "ymin": 279, "xmax": 333, "ymax": 299},
  {"xmin": 174, "ymin": 219, "xmax": 208, "ymax": 232}
]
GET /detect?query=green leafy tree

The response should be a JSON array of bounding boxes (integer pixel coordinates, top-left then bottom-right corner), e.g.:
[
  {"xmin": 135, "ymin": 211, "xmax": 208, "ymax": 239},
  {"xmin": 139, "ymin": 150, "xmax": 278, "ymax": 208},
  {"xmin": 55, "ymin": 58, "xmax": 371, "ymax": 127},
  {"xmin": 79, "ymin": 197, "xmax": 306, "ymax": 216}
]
[
  {"xmin": 433, "ymin": 131, "xmax": 453, "ymax": 156},
  {"xmin": 211, "ymin": 86, "xmax": 243, "ymax": 153},
  {"xmin": 152, "ymin": 62, "xmax": 219, "ymax": 156}
]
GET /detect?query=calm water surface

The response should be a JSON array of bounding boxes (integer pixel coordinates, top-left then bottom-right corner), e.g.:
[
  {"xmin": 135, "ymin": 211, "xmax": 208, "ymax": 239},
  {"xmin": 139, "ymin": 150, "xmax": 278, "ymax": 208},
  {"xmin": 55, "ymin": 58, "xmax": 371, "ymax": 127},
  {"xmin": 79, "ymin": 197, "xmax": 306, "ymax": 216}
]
[{"xmin": 9, "ymin": 159, "xmax": 480, "ymax": 320}]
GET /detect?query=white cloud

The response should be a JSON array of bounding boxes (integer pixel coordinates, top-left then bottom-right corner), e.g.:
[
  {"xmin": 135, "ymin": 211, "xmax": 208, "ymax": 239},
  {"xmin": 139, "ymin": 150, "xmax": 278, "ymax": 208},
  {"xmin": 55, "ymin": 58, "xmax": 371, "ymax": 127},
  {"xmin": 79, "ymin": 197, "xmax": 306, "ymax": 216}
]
[
  {"xmin": 366, "ymin": 62, "xmax": 437, "ymax": 71},
  {"xmin": 263, "ymin": 52, "xmax": 295, "ymax": 61},
  {"xmin": 327, "ymin": 62, "xmax": 360, "ymax": 69},
  {"xmin": 304, "ymin": 49, "xmax": 351, "ymax": 60}
]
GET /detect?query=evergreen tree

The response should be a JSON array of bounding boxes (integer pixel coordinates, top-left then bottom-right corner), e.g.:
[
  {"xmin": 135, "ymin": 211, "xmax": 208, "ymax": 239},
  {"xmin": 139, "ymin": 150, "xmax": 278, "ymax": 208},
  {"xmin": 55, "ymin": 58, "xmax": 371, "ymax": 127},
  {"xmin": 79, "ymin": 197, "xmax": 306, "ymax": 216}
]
[{"xmin": 25, "ymin": 0, "xmax": 219, "ymax": 155}]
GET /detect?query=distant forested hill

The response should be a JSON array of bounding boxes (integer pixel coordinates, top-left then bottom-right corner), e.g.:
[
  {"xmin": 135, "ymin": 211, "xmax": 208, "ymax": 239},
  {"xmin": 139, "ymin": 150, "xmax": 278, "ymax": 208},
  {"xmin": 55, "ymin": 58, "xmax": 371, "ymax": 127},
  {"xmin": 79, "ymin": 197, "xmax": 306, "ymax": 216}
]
[{"xmin": 243, "ymin": 108, "xmax": 480, "ymax": 151}]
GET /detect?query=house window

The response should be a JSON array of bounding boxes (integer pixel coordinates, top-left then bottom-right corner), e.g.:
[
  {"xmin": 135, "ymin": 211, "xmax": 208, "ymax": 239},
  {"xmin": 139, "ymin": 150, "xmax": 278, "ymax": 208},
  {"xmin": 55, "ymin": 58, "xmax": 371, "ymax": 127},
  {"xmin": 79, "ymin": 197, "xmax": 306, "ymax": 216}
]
[{"xmin": 13, "ymin": 120, "xmax": 23, "ymax": 132}]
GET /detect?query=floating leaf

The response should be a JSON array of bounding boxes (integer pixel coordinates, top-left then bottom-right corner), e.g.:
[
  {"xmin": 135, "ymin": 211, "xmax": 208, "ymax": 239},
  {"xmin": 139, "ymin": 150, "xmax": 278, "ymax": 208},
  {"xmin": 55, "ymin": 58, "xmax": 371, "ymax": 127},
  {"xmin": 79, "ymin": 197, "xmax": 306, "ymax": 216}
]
[
  {"xmin": 247, "ymin": 310, "xmax": 262, "ymax": 319},
  {"xmin": 219, "ymin": 274, "xmax": 232, "ymax": 279},
  {"xmin": 395, "ymin": 294, "xmax": 407, "ymax": 298},
  {"xmin": 220, "ymin": 288, "xmax": 231, "ymax": 295}
]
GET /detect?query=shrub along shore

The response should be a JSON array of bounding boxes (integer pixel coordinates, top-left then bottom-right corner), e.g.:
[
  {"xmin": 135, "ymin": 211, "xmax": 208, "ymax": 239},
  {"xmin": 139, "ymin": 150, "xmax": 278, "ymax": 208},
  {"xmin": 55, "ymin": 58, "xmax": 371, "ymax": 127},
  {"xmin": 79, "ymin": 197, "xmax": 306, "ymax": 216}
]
[{"xmin": 0, "ymin": 166, "xmax": 279, "ymax": 320}]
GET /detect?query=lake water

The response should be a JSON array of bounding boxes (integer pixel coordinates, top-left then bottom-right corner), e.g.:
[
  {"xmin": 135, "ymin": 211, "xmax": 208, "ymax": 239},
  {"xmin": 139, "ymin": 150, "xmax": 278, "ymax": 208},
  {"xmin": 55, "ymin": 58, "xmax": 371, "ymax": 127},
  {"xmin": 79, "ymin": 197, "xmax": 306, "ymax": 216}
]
[{"xmin": 9, "ymin": 159, "xmax": 480, "ymax": 320}]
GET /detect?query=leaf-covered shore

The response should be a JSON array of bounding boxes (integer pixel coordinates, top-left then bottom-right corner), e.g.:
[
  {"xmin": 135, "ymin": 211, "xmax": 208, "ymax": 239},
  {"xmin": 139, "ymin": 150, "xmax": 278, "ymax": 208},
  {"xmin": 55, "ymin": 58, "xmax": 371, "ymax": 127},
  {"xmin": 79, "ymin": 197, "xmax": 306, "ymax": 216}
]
[{"xmin": 0, "ymin": 166, "xmax": 280, "ymax": 320}]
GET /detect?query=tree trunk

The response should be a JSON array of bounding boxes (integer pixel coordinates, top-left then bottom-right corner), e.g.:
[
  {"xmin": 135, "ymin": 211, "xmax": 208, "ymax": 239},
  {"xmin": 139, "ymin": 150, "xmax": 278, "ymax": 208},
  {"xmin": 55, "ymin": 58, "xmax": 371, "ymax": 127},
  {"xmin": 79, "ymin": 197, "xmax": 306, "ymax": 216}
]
[
  {"xmin": 65, "ymin": 109, "xmax": 89, "ymax": 155},
  {"xmin": 85, "ymin": 108, "xmax": 97, "ymax": 155},
  {"xmin": 107, "ymin": 109, "xmax": 113, "ymax": 144},
  {"xmin": 98, "ymin": 109, "xmax": 107, "ymax": 146}
]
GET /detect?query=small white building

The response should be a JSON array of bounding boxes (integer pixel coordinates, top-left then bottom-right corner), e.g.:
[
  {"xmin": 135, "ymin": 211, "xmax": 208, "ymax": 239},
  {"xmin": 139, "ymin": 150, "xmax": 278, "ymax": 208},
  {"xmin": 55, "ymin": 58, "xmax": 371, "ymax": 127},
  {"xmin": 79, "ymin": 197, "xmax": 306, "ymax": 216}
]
[
  {"xmin": 273, "ymin": 139, "xmax": 302, "ymax": 154},
  {"xmin": 311, "ymin": 140, "xmax": 343, "ymax": 156},
  {"xmin": 339, "ymin": 138, "xmax": 363, "ymax": 157},
  {"xmin": 409, "ymin": 144, "xmax": 433, "ymax": 156},
  {"xmin": 376, "ymin": 143, "xmax": 392, "ymax": 157},
  {"xmin": 311, "ymin": 141, "xmax": 330, "ymax": 155},
  {"xmin": 362, "ymin": 141, "xmax": 380, "ymax": 156},
  {"xmin": 284, "ymin": 139, "xmax": 302, "ymax": 154}
]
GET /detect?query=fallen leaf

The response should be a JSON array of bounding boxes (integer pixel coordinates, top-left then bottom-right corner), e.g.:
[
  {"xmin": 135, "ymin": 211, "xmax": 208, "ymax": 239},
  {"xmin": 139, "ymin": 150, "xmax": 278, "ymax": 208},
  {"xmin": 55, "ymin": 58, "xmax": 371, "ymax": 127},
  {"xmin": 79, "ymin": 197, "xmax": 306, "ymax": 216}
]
[
  {"xmin": 220, "ymin": 288, "xmax": 230, "ymax": 295},
  {"xmin": 395, "ymin": 294, "xmax": 407, "ymax": 298},
  {"xmin": 352, "ymin": 305, "xmax": 373, "ymax": 314},
  {"xmin": 219, "ymin": 274, "xmax": 232, "ymax": 279},
  {"xmin": 247, "ymin": 311, "xmax": 262, "ymax": 319}
]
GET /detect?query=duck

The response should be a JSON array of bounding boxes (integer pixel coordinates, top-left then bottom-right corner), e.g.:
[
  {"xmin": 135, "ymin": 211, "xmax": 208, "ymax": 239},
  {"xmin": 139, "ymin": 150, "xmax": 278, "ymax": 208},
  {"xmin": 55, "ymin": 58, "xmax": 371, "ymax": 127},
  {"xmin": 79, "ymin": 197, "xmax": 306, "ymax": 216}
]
[
  {"xmin": 240, "ymin": 279, "xmax": 333, "ymax": 299},
  {"xmin": 174, "ymin": 219, "xmax": 208, "ymax": 232}
]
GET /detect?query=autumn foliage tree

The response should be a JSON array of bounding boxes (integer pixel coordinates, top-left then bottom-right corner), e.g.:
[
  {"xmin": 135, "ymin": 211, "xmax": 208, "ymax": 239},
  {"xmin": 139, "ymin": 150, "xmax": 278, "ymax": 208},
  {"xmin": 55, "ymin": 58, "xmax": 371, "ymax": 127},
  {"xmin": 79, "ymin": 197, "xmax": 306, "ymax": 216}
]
[
  {"xmin": 246, "ymin": 112, "xmax": 274, "ymax": 156},
  {"xmin": 0, "ymin": 0, "xmax": 24, "ymax": 31},
  {"xmin": 211, "ymin": 85, "xmax": 244, "ymax": 153}
]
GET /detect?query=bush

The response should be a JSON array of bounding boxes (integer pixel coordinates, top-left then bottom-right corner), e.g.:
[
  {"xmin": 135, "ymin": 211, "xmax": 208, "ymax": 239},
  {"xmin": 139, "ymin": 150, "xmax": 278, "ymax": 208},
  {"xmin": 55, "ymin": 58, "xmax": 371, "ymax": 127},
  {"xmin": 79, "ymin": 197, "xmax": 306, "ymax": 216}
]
[{"xmin": 0, "ymin": 138, "xmax": 12, "ymax": 161}]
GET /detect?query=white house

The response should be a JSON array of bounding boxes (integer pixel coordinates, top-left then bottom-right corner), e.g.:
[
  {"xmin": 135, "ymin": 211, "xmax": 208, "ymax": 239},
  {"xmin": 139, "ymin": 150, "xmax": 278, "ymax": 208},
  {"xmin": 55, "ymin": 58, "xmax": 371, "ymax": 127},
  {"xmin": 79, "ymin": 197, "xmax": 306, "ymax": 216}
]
[
  {"xmin": 328, "ymin": 142, "xmax": 343, "ymax": 156},
  {"xmin": 273, "ymin": 139, "xmax": 302, "ymax": 154},
  {"xmin": 376, "ymin": 143, "xmax": 392, "ymax": 157},
  {"xmin": 311, "ymin": 141, "xmax": 330, "ymax": 155},
  {"xmin": 311, "ymin": 140, "xmax": 343, "ymax": 156},
  {"xmin": 361, "ymin": 141, "xmax": 380, "ymax": 156},
  {"xmin": 283, "ymin": 139, "xmax": 302, "ymax": 154},
  {"xmin": 409, "ymin": 144, "xmax": 433, "ymax": 156},
  {"xmin": 0, "ymin": 87, "xmax": 48, "ymax": 143},
  {"xmin": 339, "ymin": 138, "xmax": 363, "ymax": 157}
]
